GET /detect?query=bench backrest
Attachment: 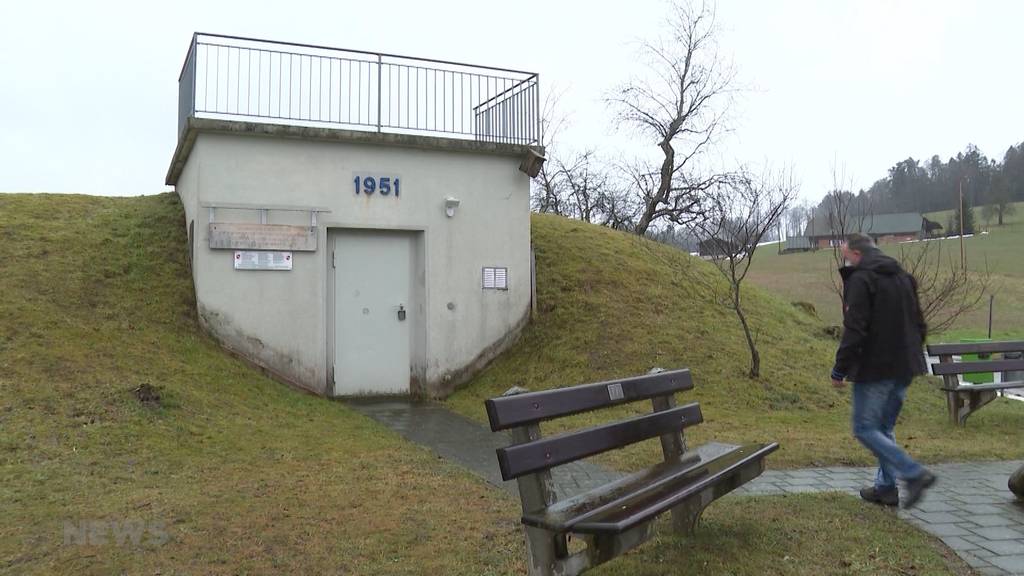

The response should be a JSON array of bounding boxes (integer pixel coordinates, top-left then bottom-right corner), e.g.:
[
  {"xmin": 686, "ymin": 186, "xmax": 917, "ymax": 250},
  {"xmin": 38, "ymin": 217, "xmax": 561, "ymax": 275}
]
[
  {"xmin": 485, "ymin": 369, "xmax": 693, "ymax": 431},
  {"xmin": 487, "ymin": 369, "xmax": 699, "ymax": 481},
  {"xmin": 927, "ymin": 341, "xmax": 1024, "ymax": 377}
]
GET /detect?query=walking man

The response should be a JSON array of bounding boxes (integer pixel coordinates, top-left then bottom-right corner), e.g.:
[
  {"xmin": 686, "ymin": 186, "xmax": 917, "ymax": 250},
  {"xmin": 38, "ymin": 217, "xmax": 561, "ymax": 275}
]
[{"xmin": 831, "ymin": 233, "xmax": 936, "ymax": 508}]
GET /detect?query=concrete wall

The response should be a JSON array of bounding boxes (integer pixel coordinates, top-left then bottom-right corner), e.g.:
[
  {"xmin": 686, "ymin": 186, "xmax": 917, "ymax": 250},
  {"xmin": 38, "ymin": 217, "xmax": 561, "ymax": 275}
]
[{"xmin": 173, "ymin": 125, "xmax": 532, "ymax": 397}]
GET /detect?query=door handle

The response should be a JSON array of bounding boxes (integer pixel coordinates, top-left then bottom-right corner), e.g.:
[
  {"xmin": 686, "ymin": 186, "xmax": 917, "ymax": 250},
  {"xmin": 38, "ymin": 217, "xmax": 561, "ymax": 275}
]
[{"xmin": 397, "ymin": 304, "xmax": 406, "ymax": 321}]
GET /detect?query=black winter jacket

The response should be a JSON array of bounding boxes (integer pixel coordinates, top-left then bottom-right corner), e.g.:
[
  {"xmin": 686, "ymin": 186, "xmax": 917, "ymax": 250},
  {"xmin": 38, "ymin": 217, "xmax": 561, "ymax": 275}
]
[{"xmin": 831, "ymin": 249, "xmax": 928, "ymax": 383}]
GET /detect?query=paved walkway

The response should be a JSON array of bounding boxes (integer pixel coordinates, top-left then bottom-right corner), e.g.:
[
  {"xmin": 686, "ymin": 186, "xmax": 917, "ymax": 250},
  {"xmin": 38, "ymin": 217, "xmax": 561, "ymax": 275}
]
[
  {"xmin": 346, "ymin": 398, "xmax": 623, "ymax": 497},
  {"xmin": 737, "ymin": 463, "xmax": 1024, "ymax": 575},
  {"xmin": 347, "ymin": 398, "xmax": 1024, "ymax": 575}
]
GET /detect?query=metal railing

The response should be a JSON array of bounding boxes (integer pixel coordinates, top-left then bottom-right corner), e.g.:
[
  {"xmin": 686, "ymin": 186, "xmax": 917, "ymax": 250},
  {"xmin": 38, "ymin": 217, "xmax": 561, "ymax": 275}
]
[{"xmin": 176, "ymin": 33, "xmax": 540, "ymax": 146}]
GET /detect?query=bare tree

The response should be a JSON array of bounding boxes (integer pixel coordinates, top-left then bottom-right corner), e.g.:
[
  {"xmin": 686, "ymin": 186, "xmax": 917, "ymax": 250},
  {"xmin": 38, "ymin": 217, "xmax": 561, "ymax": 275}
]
[
  {"xmin": 824, "ymin": 163, "xmax": 871, "ymax": 301},
  {"xmin": 689, "ymin": 169, "xmax": 797, "ymax": 378},
  {"xmin": 650, "ymin": 224, "xmax": 700, "ymax": 252},
  {"xmin": 610, "ymin": 0, "xmax": 738, "ymax": 236},
  {"xmin": 981, "ymin": 182, "xmax": 1016, "ymax": 227},
  {"xmin": 896, "ymin": 241, "xmax": 993, "ymax": 335},
  {"xmin": 550, "ymin": 150, "xmax": 617, "ymax": 224},
  {"xmin": 597, "ymin": 183, "xmax": 642, "ymax": 231},
  {"xmin": 784, "ymin": 200, "xmax": 813, "ymax": 238},
  {"xmin": 532, "ymin": 161, "xmax": 565, "ymax": 215},
  {"xmin": 531, "ymin": 88, "xmax": 630, "ymax": 227},
  {"xmin": 988, "ymin": 174, "xmax": 1016, "ymax": 227},
  {"xmin": 531, "ymin": 88, "xmax": 570, "ymax": 215}
]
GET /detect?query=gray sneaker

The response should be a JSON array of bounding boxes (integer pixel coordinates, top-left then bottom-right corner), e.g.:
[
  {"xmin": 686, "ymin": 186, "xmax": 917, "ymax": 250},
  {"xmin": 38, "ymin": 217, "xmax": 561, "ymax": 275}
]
[
  {"xmin": 860, "ymin": 486, "xmax": 899, "ymax": 507},
  {"xmin": 903, "ymin": 471, "xmax": 937, "ymax": 509}
]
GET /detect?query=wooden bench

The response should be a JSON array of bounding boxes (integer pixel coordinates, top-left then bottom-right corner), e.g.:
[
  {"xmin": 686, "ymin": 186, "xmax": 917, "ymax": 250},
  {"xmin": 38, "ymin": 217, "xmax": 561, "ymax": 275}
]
[
  {"xmin": 485, "ymin": 369, "xmax": 778, "ymax": 576},
  {"xmin": 928, "ymin": 341, "xmax": 1024, "ymax": 426}
]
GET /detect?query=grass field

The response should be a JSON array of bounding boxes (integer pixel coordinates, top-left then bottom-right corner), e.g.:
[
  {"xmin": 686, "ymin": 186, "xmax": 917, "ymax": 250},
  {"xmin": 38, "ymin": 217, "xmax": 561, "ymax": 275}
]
[
  {"xmin": 449, "ymin": 212, "xmax": 1024, "ymax": 471},
  {"xmin": 593, "ymin": 493, "xmax": 972, "ymax": 576},
  {"xmin": 0, "ymin": 193, "xmax": 981, "ymax": 574},
  {"xmin": 747, "ymin": 202, "xmax": 1024, "ymax": 341},
  {"xmin": 0, "ymin": 194, "xmax": 526, "ymax": 575}
]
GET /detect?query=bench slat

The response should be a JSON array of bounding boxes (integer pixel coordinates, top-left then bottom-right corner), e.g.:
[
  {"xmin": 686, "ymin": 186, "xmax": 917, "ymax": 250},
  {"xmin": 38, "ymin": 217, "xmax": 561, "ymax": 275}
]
[
  {"xmin": 927, "ymin": 341, "xmax": 1024, "ymax": 356},
  {"xmin": 496, "ymin": 403, "xmax": 702, "ymax": 481},
  {"xmin": 941, "ymin": 380, "xmax": 1024, "ymax": 392},
  {"xmin": 522, "ymin": 442, "xmax": 779, "ymax": 534},
  {"xmin": 485, "ymin": 369, "xmax": 694, "ymax": 431},
  {"xmin": 575, "ymin": 442, "xmax": 778, "ymax": 534},
  {"xmin": 521, "ymin": 443, "xmax": 731, "ymax": 531},
  {"xmin": 931, "ymin": 359, "xmax": 1024, "ymax": 376}
]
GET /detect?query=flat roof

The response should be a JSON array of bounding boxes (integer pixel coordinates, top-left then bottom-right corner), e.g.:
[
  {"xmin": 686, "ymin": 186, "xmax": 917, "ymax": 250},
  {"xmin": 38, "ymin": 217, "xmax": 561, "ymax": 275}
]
[{"xmin": 166, "ymin": 117, "xmax": 542, "ymax": 186}]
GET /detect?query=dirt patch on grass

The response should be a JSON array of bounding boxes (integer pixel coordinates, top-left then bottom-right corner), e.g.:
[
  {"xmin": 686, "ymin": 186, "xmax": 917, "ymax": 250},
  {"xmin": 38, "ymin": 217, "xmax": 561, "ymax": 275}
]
[{"xmin": 133, "ymin": 383, "xmax": 162, "ymax": 407}]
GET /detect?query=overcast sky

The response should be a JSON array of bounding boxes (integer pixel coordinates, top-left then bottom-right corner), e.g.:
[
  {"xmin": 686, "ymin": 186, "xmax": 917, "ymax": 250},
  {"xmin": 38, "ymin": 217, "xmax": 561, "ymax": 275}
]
[{"xmin": 1, "ymin": 0, "xmax": 1020, "ymax": 204}]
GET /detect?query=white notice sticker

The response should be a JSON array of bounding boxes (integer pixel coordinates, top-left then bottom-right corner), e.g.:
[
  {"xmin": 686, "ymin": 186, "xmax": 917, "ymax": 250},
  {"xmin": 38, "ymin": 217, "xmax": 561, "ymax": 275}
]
[
  {"xmin": 607, "ymin": 383, "xmax": 624, "ymax": 401},
  {"xmin": 234, "ymin": 251, "xmax": 293, "ymax": 271}
]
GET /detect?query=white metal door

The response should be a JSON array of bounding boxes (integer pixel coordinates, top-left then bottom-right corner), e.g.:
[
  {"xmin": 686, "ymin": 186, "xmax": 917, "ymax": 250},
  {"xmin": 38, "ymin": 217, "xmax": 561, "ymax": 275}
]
[{"xmin": 333, "ymin": 230, "xmax": 412, "ymax": 395}]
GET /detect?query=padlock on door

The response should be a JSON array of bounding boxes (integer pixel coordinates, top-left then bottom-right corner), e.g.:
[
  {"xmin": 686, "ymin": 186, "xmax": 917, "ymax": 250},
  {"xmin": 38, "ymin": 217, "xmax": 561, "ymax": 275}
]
[{"xmin": 397, "ymin": 304, "xmax": 406, "ymax": 321}]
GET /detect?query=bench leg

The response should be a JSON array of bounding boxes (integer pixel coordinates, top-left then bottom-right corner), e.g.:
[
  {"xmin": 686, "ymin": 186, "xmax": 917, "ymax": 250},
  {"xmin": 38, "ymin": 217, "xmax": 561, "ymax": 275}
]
[
  {"xmin": 590, "ymin": 523, "xmax": 653, "ymax": 565},
  {"xmin": 946, "ymin": 390, "xmax": 961, "ymax": 426},
  {"xmin": 670, "ymin": 489, "xmax": 712, "ymax": 535},
  {"xmin": 671, "ymin": 458, "xmax": 767, "ymax": 535},
  {"xmin": 673, "ymin": 504, "xmax": 705, "ymax": 535},
  {"xmin": 948, "ymin": 389, "xmax": 1000, "ymax": 426},
  {"xmin": 522, "ymin": 526, "xmax": 577, "ymax": 576},
  {"xmin": 967, "ymin": 390, "xmax": 999, "ymax": 424}
]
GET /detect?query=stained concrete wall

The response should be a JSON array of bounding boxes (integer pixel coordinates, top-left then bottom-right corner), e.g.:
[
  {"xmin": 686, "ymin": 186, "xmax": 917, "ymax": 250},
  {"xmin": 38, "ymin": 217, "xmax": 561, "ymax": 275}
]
[{"xmin": 171, "ymin": 121, "xmax": 533, "ymax": 397}]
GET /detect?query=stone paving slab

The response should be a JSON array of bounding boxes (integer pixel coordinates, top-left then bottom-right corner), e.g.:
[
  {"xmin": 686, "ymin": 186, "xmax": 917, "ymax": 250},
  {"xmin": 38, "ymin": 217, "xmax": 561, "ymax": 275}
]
[
  {"xmin": 347, "ymin": 398, "xmax": 1024, "ymax": 575},
  {"xmin": 345, "ymin": 398, "xmax": 623, "ymax": 499},
  {"xmin": 737, "ymin": 461, "xmax": 1024, "ymax": 574}
]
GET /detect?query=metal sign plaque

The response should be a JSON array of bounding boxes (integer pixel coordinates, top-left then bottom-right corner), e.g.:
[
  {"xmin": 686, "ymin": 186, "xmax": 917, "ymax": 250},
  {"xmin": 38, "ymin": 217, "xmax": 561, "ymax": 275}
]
[
  {"xmin": 607, "ymin": 383, "xmax": 624, "ymax": 401},
  {"xmin": 210, "ymin": 223, "xmax": 317, "ymax": 251},
  {"xmin": 233, "ymin": 251, "xmax": 293, "ymax": 271}
]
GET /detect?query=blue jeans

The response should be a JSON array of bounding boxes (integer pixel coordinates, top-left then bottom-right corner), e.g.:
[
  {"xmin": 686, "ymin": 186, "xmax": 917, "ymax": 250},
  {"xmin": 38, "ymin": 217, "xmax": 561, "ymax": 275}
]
[{"xmin": 852, "ymin": 378, "xmax": 925, "ymax": 490}]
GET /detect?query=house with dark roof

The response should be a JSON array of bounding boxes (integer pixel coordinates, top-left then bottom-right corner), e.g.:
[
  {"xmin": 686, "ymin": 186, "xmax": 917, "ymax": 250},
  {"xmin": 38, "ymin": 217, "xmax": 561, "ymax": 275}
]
[
  {"xmin": 782, "ymin": 235, "xmax": 812, "ymax": 253},
  {"xmin": 803, "ymin": 212, "xmax": 926, "ymax": 248},
  {"xmin": 697, "ymin": 237, "xmax": 745, "ymax": 259}
]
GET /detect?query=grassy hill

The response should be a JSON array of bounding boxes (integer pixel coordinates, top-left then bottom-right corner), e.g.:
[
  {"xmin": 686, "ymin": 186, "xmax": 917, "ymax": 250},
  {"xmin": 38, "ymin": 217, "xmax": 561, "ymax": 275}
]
[
  {"xmin": 0, "ymin": 193, "xmax": 983, "ymax": 575},
  {"xmin": 747, "ymin": 202, "xmax": 1024, "ymax": 341},
  {"xmin": 0, "ymin": 194, "xmax": 526, "ymax": 574},
  {"xmin": 449, "ymin": 213, "xmax": 1024, "ymax": 469}
]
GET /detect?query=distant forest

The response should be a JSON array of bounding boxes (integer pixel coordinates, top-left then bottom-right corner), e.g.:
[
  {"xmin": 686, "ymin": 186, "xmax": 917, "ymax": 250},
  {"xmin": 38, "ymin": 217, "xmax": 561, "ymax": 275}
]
[
  {"xmin": 856, "ymin": 143, "xmax": 1024, "ymax": 212},
  {"xmin": 654, "ymin": 141, "xmax": 1024, "ymax": 251},
  {"xmin": 849, "ymin": 142, "xmax": 1020, "ymax": 211},
  {"xmin": 781, "ymin": 141, "xmax": 1024, "ymax": 238}
]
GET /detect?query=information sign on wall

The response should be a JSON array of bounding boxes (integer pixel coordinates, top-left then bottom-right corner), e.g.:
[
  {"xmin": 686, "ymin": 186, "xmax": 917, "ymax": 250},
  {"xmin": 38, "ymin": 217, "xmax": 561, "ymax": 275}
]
[{"xmin": 233, "ymin": 251, "xmax": 293, "ymax": 271}]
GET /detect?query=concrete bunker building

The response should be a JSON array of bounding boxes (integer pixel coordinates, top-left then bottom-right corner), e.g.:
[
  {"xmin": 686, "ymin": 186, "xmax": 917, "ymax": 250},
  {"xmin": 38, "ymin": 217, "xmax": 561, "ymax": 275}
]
[{"xmin": 166, "ymin": 34, "xmax": 543, "ymax": 397}]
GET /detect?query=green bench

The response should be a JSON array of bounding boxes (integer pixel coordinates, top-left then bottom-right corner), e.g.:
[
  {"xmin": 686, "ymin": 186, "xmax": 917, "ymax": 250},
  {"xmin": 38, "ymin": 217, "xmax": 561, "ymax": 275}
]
[{"xmin": 928, "ymin": 341, "xmax": 1024, "ymax": 426}]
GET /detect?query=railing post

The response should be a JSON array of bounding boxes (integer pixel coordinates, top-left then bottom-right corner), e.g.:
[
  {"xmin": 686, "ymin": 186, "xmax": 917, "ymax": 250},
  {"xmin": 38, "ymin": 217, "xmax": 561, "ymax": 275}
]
[
  {"xmin": 376, "ymin": 54, "xmax": 382, "ymax": 132},
  {"xmin": 172, "ymin": 34, "xmax": 538, "ymax": 143},
  {"xmin": 533, "ymin": 75, "xmax": 540, "ymax": 145},
  {"xmin": 177, "ymin": 33, "xmax": 199, "ymax": 143},
  {"xmin": 190, "ymin": 34, "xmax": 198, "ymax": 119}
]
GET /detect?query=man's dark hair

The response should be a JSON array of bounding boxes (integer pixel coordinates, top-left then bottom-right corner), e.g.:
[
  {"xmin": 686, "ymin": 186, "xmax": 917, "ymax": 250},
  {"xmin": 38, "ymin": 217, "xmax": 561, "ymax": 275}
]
[{"xmin": 845, "ymin": 232, "xmax": 875, "ymax": 253}]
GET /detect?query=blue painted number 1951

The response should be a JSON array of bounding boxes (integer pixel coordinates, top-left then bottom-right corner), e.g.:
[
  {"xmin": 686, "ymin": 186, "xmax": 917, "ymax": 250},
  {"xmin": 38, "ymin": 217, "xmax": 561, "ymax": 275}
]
[{"xmin": 354, "ymin": 175, "xmax": 400, "ymax": 197}]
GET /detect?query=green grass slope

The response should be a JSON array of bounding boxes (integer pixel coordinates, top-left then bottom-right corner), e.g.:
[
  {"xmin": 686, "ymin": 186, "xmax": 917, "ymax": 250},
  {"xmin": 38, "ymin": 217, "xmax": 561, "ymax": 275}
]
[
  {"xmin": 449, "ymin": 213, "xmax": 1024, "ymax": 469},
  {"xmin": 0, "ymin": 194, "xmax": 523, "ymax": 575},
  {"xmin": 0, "ymin": 194, "xmax": 976, "ymax": 575}
]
